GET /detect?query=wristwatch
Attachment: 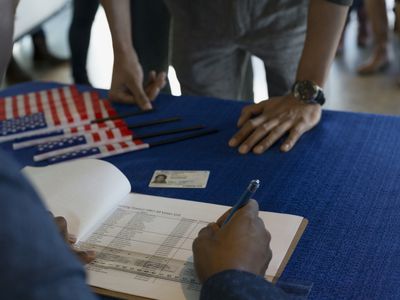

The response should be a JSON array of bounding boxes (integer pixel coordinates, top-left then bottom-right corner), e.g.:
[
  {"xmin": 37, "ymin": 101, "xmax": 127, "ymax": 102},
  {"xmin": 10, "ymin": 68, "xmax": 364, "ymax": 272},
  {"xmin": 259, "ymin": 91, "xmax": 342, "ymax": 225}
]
[{"xmin": 291, "ymin": 80, "xmax": 325, "ymax": 106}]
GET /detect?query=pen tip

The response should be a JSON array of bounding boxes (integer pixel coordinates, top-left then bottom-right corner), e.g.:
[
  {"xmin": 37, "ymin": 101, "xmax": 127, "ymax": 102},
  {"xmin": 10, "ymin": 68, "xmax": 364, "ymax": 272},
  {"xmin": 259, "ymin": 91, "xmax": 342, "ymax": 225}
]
[{"xmin": 249, "ymin": 179, "xmax": 260, "ymax": 192}]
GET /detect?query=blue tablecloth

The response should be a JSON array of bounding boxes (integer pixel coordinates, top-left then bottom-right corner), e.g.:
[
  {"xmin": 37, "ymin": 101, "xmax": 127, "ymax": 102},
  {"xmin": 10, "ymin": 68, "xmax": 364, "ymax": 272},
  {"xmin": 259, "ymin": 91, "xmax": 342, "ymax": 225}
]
[{"xmin": 2, "ymin": 82, "xmax": 400, "ymax": 299}]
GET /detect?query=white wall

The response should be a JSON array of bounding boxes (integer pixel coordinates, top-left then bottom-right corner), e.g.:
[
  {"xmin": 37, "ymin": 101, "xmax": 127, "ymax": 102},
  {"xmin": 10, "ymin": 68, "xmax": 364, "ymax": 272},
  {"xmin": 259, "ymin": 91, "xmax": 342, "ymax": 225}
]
[{"xmin": 14, "ymin": 0, "xmax": 69, "ymax": 40}]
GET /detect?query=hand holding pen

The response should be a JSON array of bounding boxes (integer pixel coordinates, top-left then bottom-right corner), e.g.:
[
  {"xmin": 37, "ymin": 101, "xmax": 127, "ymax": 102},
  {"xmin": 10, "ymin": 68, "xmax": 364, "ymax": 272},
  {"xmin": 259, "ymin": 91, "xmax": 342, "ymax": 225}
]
[{"xmin": 193, "ymin": 198, "xmax": 272, "ymax": 283}]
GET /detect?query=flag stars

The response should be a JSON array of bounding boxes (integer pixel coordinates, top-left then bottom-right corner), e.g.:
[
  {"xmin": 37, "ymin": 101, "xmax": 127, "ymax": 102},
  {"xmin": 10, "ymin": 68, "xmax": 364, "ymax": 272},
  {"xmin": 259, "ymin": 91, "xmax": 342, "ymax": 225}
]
[{"xmin": 0, "ymin": 113, "xmax": 47, "ymax": 135}]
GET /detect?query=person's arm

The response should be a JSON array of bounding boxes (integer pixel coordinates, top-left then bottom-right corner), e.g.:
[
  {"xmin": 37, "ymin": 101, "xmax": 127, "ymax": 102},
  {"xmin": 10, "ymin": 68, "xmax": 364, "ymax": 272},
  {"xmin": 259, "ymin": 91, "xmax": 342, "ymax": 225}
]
[
  {"xmin": 229, "ymin": 0, "xmax": 349, "ymax": 154},
  {"xmin": 0, "ymin": 0, "xmax": 18, "ymax": 80},
  {"xmin": 100, "ymin": 0, "xmax": 166, "ymax": 110},
  {"xmin": 295, "ymin": 0, "xmax": 350, "ymax": 85},
  {"xmin": 193, "ymin": 200, "xmax": 291, "ymax": 299},
  {"xmin": 0, "ymin": 151, "xmax": 98, "ymax": 300}
]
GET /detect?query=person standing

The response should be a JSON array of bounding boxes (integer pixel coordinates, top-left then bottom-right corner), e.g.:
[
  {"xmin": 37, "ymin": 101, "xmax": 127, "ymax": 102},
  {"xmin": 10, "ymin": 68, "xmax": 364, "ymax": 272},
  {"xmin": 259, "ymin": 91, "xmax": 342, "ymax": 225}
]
[
  {"xmin": 357, "ymin": 0, "xmax": 389, "ymax": 74},
  {"xmin": 337, "ymin": 0, "xmax": 369, "ymax": 55},
  {"xmin": 163, "ymin": 0, "xmax": 351, "ymax": 154},
  {"xmin": 69, "ymin": 0, "xmax": 171, "ymax": 94},
  {"xmin": 69, "ymin": 1, "xmax": 352, "ymax": 155}
]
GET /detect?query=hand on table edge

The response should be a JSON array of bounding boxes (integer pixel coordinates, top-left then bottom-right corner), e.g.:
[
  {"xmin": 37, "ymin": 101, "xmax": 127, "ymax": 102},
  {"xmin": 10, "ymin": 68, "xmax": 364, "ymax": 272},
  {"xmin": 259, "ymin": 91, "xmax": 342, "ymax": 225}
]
[{"xmin": 228, "ymin": 94, "xmax": 322, "ymax": 154}]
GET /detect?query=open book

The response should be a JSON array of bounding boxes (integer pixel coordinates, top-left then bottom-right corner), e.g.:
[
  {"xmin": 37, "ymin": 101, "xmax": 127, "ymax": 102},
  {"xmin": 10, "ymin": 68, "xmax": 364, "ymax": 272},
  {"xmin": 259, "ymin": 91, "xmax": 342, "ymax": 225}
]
[{"xmin": 23, "ymin": 159, "xmax": 307, "ymax": 300}]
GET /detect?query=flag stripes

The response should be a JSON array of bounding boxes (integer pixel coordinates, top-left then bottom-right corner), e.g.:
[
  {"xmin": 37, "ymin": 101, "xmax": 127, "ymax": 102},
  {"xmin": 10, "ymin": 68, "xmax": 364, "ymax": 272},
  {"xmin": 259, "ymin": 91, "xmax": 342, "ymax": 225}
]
[
  {"xmin": 46, "ymin": 141, "xmax": 149, "ymax": 164},
  {"xmin": 12, "ymin": 120, "xmax": 128, "ymax": 150},
  {"xmin": 0, "ymin": 88, "xmax": 117, "ymax": 143},
  {"xmin": 0, "ymin": 86, "xmax": 80, "ymax": 120},
  {"xmin": 34, "ymin": 127, "xmax": 134, "ymax": 161}
]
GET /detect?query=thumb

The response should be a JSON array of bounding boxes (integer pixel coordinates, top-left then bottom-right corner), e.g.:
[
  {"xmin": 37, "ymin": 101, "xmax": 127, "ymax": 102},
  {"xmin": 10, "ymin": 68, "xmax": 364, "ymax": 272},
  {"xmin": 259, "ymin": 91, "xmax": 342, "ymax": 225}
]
[{"xmin": 127, "ymin": 82, "xmax": 153, "ymax": 110}]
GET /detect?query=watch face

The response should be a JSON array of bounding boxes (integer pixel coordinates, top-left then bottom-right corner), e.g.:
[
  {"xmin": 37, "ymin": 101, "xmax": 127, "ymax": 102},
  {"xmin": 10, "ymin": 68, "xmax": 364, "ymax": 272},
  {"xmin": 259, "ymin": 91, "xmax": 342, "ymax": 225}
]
[{"xmin": 296, "ymin": 81, "xmax": 319, "ymax": 102}]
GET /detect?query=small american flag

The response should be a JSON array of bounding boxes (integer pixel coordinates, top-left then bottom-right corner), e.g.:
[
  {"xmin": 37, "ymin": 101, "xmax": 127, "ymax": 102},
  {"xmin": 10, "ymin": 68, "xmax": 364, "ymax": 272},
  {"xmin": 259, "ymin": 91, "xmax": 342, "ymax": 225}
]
[
  {"xmin": 34, "ymin": 127, "xmax": 134, "ymax": 162},
  {"xmin": 0, "ymin": 91, "xmax": 117, "ymax": 143},
  {"xmin": 46, "ymin": 140, "xmax": 149, "ymax": 164},
  {"xmin": 0, "ymin": 86, "xmax": 80, "ymax": 120},
  {"xmin": 0, "ymin": 112, "xmax": 47, "ymax": 137},
  {"xmin": 12, "ymin": 119, "xmax": 127, "ymax": 150}
]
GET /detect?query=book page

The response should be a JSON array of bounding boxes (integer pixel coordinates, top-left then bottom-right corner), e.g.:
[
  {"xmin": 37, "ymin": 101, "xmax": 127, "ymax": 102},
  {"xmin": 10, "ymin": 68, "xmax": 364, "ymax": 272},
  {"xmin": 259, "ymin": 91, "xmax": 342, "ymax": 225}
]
[
  {"xmin": 22, "ymin": 159, "xmax": 131, "ymax": 240},
  {"xmin": 79, "ymin": 193, "xmax": 304, "ymax": 300}
]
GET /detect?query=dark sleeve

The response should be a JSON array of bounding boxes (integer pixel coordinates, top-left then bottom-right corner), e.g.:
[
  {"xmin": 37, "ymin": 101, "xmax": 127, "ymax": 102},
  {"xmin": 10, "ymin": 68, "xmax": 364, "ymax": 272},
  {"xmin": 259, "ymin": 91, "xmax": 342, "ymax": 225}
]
[
  {"xmin": 200, "ymin": 270, "xmax": 292, "ymax": 300},
  {"xmin": 325, "ymin": 0, "xmax": 353, "ymax": 6},
  {"xmin": 0, "ymin": 151, "xmax": 98, "ymax": 300}
]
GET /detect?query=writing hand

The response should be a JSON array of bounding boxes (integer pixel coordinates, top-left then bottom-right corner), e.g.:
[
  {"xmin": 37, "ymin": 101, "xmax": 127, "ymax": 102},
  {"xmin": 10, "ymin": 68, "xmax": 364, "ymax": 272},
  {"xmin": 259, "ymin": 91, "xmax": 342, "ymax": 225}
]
[
  {"xmin": 54, "ymin": 216, "xmax": 95, "ymax": 264},
  {"xmin": 192, "ymin": 200, "xmax": 272, "ymax": 283},
  {"xmin": 229, "ymin": 94, "xmax": 321, "ymax": 154}
]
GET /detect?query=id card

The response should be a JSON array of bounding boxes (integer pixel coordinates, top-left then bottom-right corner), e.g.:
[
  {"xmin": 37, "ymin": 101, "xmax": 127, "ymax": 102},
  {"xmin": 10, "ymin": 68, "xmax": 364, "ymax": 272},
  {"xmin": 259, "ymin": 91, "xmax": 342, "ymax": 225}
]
[{"xmin": 149, "ymin": 170, "xmax": 210, "ymax": 188}]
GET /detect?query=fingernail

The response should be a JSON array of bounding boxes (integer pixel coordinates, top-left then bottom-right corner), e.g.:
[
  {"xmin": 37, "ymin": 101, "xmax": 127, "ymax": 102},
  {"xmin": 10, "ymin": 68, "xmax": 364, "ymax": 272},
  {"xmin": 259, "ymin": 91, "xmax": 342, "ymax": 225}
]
[
  {"xmin": 281, "ymin": 144, "xmax": 290, "ymax": 152},
  {"xmin": 228, "ymin": 139, "xmax": 236, "ymax": 147},
  {"xmin": 144, "ymin": 104, "xmax": 152, "ymax": 110},
  {"xmin": 254, "ymin": 146, "xmax": 264, "ymax": 154},
  {"xmin": 239, "ymin": 145, "xmax": 248, "ymax": 153}
]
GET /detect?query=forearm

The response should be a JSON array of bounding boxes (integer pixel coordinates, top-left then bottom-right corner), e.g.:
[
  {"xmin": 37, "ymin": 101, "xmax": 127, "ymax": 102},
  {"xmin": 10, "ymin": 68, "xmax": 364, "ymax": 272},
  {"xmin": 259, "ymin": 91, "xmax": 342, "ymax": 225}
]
[
  {"xmin": 295, "ymin": 0, "xmax": 349, "ymax": 86},
  {"xmin": 100, "ymin": 0, "xmax": 165, "ymax": 108},
  {"xmin": 0, "ymin": 0, "xmax": 19, "ymax": 79},
  {"xmin": 100, "ymin": 0, "xmax": 136, "ymax": 59}
]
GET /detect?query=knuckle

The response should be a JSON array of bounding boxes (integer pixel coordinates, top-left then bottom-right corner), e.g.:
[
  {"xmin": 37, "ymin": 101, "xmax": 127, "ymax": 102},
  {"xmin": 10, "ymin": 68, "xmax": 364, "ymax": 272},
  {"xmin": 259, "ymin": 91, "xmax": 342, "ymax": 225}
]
[
  {"xmin": 266, "ymin": 245, "xmax": 273, "ymax": 260},
  {"xmin": 263, "ymin": 227, "xmax": 272, "ymax": 241},
  {"xmin": 270, "ymin": 128, "xmax": 282, "ymax": 137},
  {"xmin": 277, "ymin": 112, "xmax": 287, "ymax": 120},
  {"xmin": 262, "ymin": 123, "xmax": 271, "ymax": 131},
  {"xmin": 242, "ymin": 211, "xmax": 257, "ymax": 222},
  {"xmin": 287, "ymin": 110, "xmax": 296, "ymax": 119},
  {"xmin": 298, "ymin": 116, "xmax": 308, "ymax": 124},
  {"xmin": 248, "ymin": 119, "xmax": 258, "ymax": 129},
  {"xmin": 291, "ymin": 127, "xmax": 302, "ymax": 136},
  {"xmin": 192, "ymin": 238, "xmax": 199, "ymax": 250},
  {"xmin": 261, "ymin": 137, "xmax": 273, "ymax": 148},
  {"xmin": 192, "ymin": 237, "xmax": 206, "ymax": 253},
  {"xmin": 255, "ymin": 216, "xmax": 265, "ymax": 226},
  {"xmin": 197, "ymin": 227, "xmax": 208, "ymax": 237},
  {"xmin": 192, "ymin": 237, "xmax": 204, "ymax": 253}
]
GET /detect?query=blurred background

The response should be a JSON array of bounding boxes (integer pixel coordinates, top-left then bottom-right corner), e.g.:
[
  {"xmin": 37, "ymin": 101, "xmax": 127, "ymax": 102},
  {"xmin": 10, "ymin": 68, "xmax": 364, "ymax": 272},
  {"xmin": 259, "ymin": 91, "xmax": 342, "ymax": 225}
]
[{"xmin": 2, "ymin": 0, "xmax": 399, "ymax": 114}]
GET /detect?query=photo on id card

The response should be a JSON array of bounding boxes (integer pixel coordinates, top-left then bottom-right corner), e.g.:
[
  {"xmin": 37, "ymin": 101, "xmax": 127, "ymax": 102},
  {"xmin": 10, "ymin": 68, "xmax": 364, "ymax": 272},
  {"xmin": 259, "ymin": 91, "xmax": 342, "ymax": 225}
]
[{"xmin": 149, "ymin": 170, "xmax": 210, "ymax": 188}]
